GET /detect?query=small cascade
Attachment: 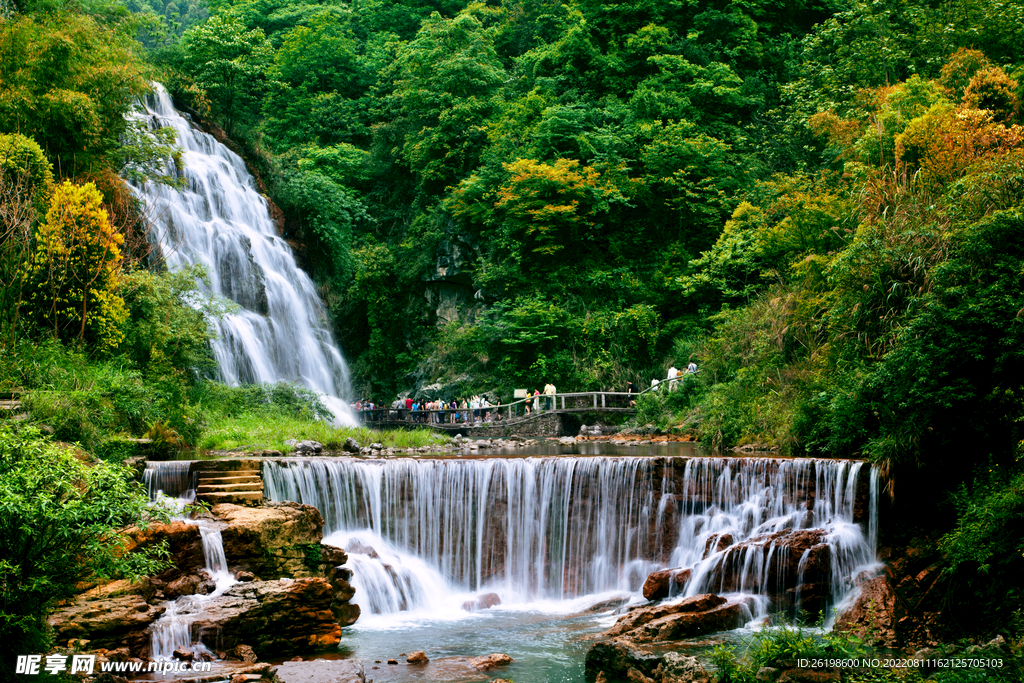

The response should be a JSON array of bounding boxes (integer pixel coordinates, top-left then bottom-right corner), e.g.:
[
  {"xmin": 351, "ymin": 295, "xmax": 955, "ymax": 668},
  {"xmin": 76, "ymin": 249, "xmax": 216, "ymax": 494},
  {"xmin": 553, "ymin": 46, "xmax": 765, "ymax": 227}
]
[
  {"xmin": 265, "ymin": 456, "xmax": 879, "ymax": 623},
  {"xmin": 149, "ymin": 520, "xmax": 237, "ymax": 660},
  {"xmin": 144, "ymin": 461, "xmax": 196, "ymax": 501},
  {"xmin": 323, "ymin": 530, "xmax": 469, "ymax": 620},
  {"xmin": 130, "ymin": 84, "xmax": 355, "ymax": 424}
]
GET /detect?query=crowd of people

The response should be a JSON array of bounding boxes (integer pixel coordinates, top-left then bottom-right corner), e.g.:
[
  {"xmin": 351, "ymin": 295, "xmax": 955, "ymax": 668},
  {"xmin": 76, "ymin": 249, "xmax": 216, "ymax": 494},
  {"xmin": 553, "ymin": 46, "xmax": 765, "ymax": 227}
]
[{"xmin": 353, "ymin": 363, "xmax": 698, "ymax": 420}]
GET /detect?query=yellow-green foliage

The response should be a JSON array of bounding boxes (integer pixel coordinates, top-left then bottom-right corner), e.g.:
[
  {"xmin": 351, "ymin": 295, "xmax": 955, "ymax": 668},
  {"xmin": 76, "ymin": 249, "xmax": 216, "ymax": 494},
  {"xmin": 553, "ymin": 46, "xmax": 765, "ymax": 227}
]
[
  {"xmin": 23, "ymin": 181, "xmax": 127, "ymax": 351},
  {"xmin": 0, "ymin": 133, "xmax": 53, "ymax": 212},
  {"xmin": 1, "ymin": 134, "xmax": 54, "ymax": 337},
  {"xmin": 0, "ymin": 12, "xmax": 149, "ymax": 175}
]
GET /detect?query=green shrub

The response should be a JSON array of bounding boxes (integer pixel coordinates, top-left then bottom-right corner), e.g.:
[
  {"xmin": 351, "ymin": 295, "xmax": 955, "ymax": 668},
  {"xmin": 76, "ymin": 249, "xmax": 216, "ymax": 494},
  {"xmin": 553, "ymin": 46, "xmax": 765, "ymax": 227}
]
[{"xmin": 0, "ymin": 425, "xmax": 171, "ymax": 671}]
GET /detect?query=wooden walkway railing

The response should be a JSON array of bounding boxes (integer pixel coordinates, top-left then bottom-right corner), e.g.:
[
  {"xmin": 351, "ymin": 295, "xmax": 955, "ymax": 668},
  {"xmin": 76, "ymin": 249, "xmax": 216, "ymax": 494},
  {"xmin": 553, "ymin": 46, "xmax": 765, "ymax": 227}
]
[
  {"xmin": 357, "ymin": 374, "xmax": 697, "ymax": 426},
  {"xmin": 359, "ymin": 391, "xmax": 637, "ymax": 426}
]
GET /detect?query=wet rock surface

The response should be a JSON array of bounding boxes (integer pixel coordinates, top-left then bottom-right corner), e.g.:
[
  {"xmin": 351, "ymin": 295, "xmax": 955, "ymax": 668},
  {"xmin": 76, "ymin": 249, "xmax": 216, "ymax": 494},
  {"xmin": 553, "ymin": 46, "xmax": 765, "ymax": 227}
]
[
  {"xmin": 642, "ymin": 568, "xmax": 691, "ymax": 601},
  {"xmin": 274, "ymin": 659, "xmax": 365, "ymax": 683},
  {"xmin": 49, "ymin": 587, "xmax": 165, "ymax": 654},
  {"xmin": 189, "ymin": 578, "xmax": 341, "ymax": 657},
  {"xmin": 604, "ymin": 594, "xmax": 727, "ymax": 638},
  {"xmin": 468, "ymin": 653, "xmax": 514, "ymax": 671}
]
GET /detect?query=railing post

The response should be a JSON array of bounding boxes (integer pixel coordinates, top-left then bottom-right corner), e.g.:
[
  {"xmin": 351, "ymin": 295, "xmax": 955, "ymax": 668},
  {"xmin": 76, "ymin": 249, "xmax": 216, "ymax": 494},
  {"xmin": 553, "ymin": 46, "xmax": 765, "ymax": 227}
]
[{"xmin": 602, "ymin": 393, "xmax": 606, "ymax": 408}]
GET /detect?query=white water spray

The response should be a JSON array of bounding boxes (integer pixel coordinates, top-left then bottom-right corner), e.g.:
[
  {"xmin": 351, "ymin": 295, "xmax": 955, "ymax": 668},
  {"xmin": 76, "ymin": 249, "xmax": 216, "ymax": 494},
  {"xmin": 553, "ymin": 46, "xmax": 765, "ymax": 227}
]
[
  {"xmin": 265, "ymin": 456, "xmax": 880, "ymax": 624},
  {"xmin": 131, "ymin": 84, "xmax": 355, "ymax": 425}
]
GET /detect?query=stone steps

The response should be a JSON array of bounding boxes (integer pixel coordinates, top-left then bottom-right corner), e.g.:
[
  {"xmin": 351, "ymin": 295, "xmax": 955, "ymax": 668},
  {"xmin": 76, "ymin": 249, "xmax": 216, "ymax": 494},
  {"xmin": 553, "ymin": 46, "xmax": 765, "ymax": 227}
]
[
  {"xmin": 197, "ymin": 491, "xmax": 265, "ymax": 504},
  {"xmin": 196, "ymin": 474, "xmax": 262, "ymax": 484},
  {"xmin": 194, "ymin": 467, "xmax": 264, "ymax": 506},
  {"xmin": 196, "ymin": 481, "xmax": 263, "ymax": 493}
]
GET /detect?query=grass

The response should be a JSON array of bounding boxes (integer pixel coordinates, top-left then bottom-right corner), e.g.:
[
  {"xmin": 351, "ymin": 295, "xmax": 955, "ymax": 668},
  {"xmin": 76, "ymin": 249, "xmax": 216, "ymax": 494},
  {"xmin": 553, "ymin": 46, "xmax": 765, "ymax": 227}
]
[
  {"xmin": 710, "ymin": 622, "xmax": 1024, "ymax": 683},
  {"xmin": 198, "ymin": 413, "xmax": 444, "ymax": 452},
  {"xmin": 191, "ymin": 381, "xmax": 446, "ymax": 452}
]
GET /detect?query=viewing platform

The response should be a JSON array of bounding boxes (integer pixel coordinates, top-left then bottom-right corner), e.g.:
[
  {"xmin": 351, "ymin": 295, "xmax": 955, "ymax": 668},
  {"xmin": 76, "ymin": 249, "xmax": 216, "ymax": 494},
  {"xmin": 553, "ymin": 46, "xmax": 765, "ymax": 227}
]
[{"xmin": 360, "ymin": 391, "xmax": 639, "ymax": 438}]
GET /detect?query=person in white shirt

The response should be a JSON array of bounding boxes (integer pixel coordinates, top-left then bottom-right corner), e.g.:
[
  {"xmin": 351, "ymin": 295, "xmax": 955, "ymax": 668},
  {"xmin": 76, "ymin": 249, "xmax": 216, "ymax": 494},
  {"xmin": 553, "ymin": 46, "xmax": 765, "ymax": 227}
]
[{"xmin": 667, "ymin": 365, "xmax": 679, "ymax": 391}]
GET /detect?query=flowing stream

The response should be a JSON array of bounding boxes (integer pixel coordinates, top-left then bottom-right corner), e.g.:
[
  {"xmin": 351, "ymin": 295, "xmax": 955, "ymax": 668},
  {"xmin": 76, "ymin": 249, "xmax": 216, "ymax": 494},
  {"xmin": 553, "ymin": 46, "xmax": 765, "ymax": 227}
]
[
  {"xmin": 149, "ymin": 520, "xmax": 237, "ymax": 660},
  {"xmin": 147, "ymin": 452, "xmax": 880, "ymax": 681},
  {"xmin": 131, "ymin": 85, "xmax": 354, "ymax": 424},
  {"xmin": 263, "ymin": 456, "xmax": 878, "ymax": 619}
]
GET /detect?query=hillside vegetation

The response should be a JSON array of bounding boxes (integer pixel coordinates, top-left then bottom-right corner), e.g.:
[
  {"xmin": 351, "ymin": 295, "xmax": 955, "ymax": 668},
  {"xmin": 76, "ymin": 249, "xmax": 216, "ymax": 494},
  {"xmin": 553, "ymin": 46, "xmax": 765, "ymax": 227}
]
[{"xmin": 2, "ymin": 0, "xmax": 1024, "ymax": 644}]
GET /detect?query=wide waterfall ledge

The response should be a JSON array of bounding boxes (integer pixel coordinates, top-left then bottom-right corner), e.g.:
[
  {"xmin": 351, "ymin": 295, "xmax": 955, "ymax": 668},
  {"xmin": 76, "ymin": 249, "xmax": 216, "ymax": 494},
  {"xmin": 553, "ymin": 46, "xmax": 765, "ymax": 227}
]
[{"xmin": 258, "ymin": 455, "xmax": 880, "ymax": 625}]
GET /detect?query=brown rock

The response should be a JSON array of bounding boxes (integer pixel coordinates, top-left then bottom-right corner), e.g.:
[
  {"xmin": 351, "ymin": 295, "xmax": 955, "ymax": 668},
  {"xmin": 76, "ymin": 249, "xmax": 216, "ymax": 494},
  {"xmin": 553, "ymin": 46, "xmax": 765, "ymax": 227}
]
[
  {"xmin": 213, "ymin": 503, "xmax": 325, "ymax": 579},
  {"xmin": 166, "ymin": 574, "xmax": 203, "ymax": 598},
  {"xmin": 189, "ymin": 578, "xmax": 342, "ymax": 657},
  {"xmin": 833, "ymin": 575, "xmax": 899, "ymax": 647},
  {"xmin": 605, "ymin": 594, "xmax": 726, "ymax": 637},
  {"xmin": 469, "ymin": 653, "xmax": 514, "ymax": 671},
  {"xmin": 660, "ymin": 652, "xmax": 711, "ymax": 683},
  {"xmin": 333, "ymin": 602, "xmax": 361, "ymax": 626},
  {"xmin": 387, "ymin": 659, "xmax": 398, "ymax": 665},
  {"xmin": 320, "ymin": 544, "xmax": 348, "ymax": 565},
  {"xmin": 584, "ymin": 639, "xmax": 661, "ymax": 683},
  {"xmin": 627, "ymin": 666, "xmax": 656, "ymax": 683},
  {"xmin": 235, "ymin": 571, "xmax": 257, "ymax": 582},
  {"xmin": 230, "ymin": 675, "xmax": 248, "ymax": 683},
  {"xmin": 230, "ymin": 644, "xmax": 258, "ymax": 663},
  {"xmin": 172, "ymin": 648, "xmax": 194, "ymax": 661},
  {"xmin": 641, "ymin": 568, "xmax": 691, "ymax": 601},
  {"xmin": 406, "ymin": 651, "xmax": 429, "ymax": 664},
  {"xmin": 123, "ymin": 521, "xmax": 205, "ymax": 586},
  {"xmin": 462, "ymin": 592, "xmax": 502, "ymax": 611},
  {"xmin": 49, "ymin": 591, "xmax": 166, "ymax": 656},
  {"xmin": 703, "ymin": 533, "xmax": 734, "ymax": 558},
  {"xmin": 631, "ymin": 598, "xmax": 754, "ymax": 643}
]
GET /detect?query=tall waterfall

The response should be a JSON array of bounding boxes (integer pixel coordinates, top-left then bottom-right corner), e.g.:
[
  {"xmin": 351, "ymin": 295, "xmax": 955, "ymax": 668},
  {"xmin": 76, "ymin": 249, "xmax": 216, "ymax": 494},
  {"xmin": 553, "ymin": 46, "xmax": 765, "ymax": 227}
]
[
  {"xmin": 132, "ymin": 84, "xmax": 355, "ymax": 424},
  {"xmin": 264, "ymin": 456, "xmax": 879, "ymax": 621}
]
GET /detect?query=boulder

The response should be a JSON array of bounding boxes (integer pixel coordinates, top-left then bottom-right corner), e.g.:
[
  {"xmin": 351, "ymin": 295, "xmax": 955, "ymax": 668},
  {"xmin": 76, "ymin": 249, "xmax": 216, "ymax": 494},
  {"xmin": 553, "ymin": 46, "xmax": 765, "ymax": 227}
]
[
  {"xmin": 659, "ymin": 652, "xmax": 712, "ymax": 683},
  {"xmin": 462, "ymin": 592, "xmax": 502, "ymax": 611},
  {"xmin": 275, "ymin": 659, "xmax": 365, "ymax": 683},
  {"xmin": 833, "ymin": 575, "xmax": 898, "ymax": 646},
  {"xmin": 293, "ymin": 440, "xmax": 323, "ymax": 454},
  {"xmin": 406, "ymin": 651, "xmax": 429, "ymax": 664},
  {"xmin": 189, "ymin": 578, "xmax": 341, "ymax": 657},
  {"xmin": 213, "ymin": 503, "xmax": 324, "ymax": 579},
  {"xmin": 469, "ymin": 653, "xmax": 514, "ymax": 671},
  {"xmin": 584, "ymin": 639, "xmax": 661, "ymax": 683},
  {"xmin": 49, "ymin": 590, "xmax": 165, "ymax": 656},
  {"xmin": 172, "ymin": 647, "xmax": 194, "ymax": 662},
  {"xmin": 227, "ymin": 644, "xmax": 258, "ymax": 663},
  {"xmin": 702, "ymin": 533, "xmax": 734, "ymax": 558},
  {"xmin": 605, "ymin": 594, "xmax": 726, "ymax": 637},
  {"xmin": 165, "ymin": 573, "xmax": 205, "ymax": 599},
  {"xmin": 342, "ymin": 437, "xmax": 360, "ymax": 453},
  {"xmin": 630, "ymin": 598, "xmax": 754, "ymax": 642},
  {"xmin": 642, "ymin": 568, "xmax": 691, "ymax": 601}
]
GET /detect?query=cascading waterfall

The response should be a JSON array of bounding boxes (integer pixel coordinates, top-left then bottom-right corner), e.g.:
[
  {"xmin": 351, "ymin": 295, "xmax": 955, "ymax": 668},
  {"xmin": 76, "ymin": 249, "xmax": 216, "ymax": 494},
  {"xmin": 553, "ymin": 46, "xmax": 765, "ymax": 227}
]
[
  {"xmin": 264, "ymin": 456, "xmax": 880, "ymax": 625},
  {"xmin": 149, "ymin": 521, "xmax": 237, "ymax": 660},
  {"xmin": 131, "ymin": 84, "xmax": 355, "ymax": 424}
]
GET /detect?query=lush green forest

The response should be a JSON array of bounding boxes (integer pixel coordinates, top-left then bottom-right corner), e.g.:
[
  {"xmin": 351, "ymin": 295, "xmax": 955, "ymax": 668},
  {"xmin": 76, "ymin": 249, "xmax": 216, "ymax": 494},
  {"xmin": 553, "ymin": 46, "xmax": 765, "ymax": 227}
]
[{"xmin": 2, "ymin": 0, "xmax": 1024, "ymax": 650}]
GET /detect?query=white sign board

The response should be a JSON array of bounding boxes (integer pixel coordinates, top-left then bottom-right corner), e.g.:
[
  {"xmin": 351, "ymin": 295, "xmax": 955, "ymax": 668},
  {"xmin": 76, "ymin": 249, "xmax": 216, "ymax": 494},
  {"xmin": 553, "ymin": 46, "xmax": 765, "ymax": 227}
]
[{"xmin": 513, "ymin": 389, "xmax": 528, "ymax": 399}]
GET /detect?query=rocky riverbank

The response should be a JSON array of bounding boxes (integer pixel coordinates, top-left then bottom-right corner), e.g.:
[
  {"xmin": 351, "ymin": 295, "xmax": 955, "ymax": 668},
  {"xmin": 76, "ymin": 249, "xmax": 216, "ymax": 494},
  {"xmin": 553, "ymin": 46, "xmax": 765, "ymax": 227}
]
[{"xmin": 49, "ymin": 502, "xmax": 359, "ymax": 672}]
